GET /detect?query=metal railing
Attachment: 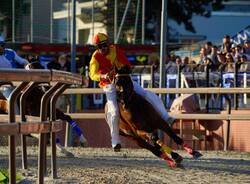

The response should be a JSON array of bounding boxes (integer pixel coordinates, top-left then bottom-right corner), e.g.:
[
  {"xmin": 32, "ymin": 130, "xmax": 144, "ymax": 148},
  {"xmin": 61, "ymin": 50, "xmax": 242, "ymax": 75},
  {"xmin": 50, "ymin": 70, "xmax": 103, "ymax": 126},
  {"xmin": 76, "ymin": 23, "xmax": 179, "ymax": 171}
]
[{"xmin": 0, "ymin": 69, "xmax": 82, "ymax": 184}]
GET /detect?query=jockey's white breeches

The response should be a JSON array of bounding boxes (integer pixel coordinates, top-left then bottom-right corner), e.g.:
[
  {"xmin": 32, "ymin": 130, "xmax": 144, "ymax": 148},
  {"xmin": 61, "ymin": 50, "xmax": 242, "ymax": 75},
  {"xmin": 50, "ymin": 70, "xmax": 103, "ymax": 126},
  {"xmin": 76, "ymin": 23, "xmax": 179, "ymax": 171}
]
[
  {"xmin": 103, "ymin": 84, "xmax": 120, "ymax": 147},
  {"xmin": 133, "ymin": 82, "xmax": 175, "ymax": 125}
]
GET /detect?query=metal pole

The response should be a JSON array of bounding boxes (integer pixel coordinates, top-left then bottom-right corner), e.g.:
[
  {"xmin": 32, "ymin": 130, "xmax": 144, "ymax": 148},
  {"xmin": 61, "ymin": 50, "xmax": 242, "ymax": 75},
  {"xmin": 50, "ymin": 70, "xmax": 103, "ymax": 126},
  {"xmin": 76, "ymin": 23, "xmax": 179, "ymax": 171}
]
[
  {"xmin": 67, "ymin": 0, "xmax": 70, "ymax": 43},
  {"xmin": 159, "ymin": 0, "xmax": 168, "ymax": 140},
  {"xmin": 114, "ymin": 0, "xmax": 118, "ymax": 41},
  {"xmin": 50, "ymin": 0, "xmax": 53, "ymax": 43},
  {"xmin": 133, "ymin": 0, "xmax": 140, "ymax": 44},
  {"xmin": 71, "ymin": 0, "xmax": 76, "ymax": 73},
  {"xmin": 70, "ymin": 0, "xmax": 77, "ymax": 146},
  {"xmin": 159, "ymin": 0, "xmax": 167, "ymax": 90},
  {"xmin": 92, "ymin": 0, "xmax": 95, "ymax": 39},
  {"xmin": 141, "ymin": 0, "xmax": 145, "ymax": 44},
  {"xmin": 30, "ymin": 0, "xmax": 33, "ymax": 42},
  {"xmin": 115, "ymin": 0, "xmax": 132, "ymax": 43},
  {"xmin": 12, "ymin": 0, "xmax": 15, "ymax": 42}
]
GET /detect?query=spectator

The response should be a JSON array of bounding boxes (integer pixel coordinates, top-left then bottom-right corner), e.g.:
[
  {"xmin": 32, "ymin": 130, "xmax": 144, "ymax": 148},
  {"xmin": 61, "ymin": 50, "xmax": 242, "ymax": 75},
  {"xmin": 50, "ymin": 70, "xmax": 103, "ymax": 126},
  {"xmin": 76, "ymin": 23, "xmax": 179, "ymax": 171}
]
[
  {"xmin": 233, "ymin": 44, "xmax": 244, "ymax": 61},
  {"xmin": 224, "ymin": 53, "xmax": 235, "ymax": 72},
  {"xmin": 208, "ymin": 45, "xmax": 219, "ymax": 69},
  {"xmin": 47, "ymin": 56, "xmax": 61, "ymax": 70},
  {"xmin": 243, "ymin": 40, "xmax": 250, "ymax": 55},
  {"xmin": 182, "ymin": 56, "xmax": 192, "ymax": 73},
  {"xmin": 0, "ymin": 36, "xmax": 29, "ymax": 99},
  {"xmin": 220, "ymin": 35, "xmax": 232, "ymax": 54},
  {"xmin": 198, "ymin": 47, "xmax": 207, "ymax": 65},
  {"xmin": 166, "ymin": 53, "xmax": 177, "ymax": 74},
  {"xmin": 58, "ymin": 54, "xmax": 71, "ymax": 71},
  {"xmin": 238, "ymin": 55, "xmax": 248, "ymax": 72},
  {"xmin": 148, "ymin": 53, "xmax": 160, "ymax": 73},
  {"xmin": 217, "ymin": 52, "xmax": 227, "ymax": 72},
  {"xmin": 204, "ymin": 41, "xmax": 213, "ymax": 55}
]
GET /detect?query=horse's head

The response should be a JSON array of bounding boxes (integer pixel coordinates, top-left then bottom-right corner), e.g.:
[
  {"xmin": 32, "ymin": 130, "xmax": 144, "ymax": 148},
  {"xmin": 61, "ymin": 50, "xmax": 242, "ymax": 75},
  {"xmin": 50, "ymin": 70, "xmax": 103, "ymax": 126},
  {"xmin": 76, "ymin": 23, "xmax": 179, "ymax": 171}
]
[{"xmin": 114, "ymin": 65, "xmax": 134, "ymax": 109}]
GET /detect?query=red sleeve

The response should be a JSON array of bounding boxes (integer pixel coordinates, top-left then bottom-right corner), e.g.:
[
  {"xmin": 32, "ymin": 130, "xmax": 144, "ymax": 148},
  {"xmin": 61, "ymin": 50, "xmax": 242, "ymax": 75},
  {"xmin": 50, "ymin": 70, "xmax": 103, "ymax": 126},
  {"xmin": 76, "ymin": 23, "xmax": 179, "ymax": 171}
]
[{"xmin": 116, "ymin": 46, "xmax": 131, "ymax": 67}]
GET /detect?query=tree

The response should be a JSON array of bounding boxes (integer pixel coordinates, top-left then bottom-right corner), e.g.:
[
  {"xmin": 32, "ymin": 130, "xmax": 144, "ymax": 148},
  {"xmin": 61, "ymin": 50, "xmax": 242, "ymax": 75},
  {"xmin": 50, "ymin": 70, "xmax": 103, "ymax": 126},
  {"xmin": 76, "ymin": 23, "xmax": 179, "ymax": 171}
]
[
  {"xmin": 104, "ymin": 0, "xmax": 227, "ymax": 44},
  {"xmin": 150, "ymin": 0, "xmax": 227, "ymax": 33}
]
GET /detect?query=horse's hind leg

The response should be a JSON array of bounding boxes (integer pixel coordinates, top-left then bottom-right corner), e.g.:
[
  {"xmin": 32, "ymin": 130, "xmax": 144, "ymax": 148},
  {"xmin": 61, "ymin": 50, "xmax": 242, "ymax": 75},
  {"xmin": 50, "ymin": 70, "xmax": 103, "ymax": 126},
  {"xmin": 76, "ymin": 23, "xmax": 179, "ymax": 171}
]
[
  {"xmin": 157, "ymin": 121, "xmax": 183, "ymax": 145},
  {"xmin": 157, "ymin": 122, "xmax": 202, "ymax": 159}
]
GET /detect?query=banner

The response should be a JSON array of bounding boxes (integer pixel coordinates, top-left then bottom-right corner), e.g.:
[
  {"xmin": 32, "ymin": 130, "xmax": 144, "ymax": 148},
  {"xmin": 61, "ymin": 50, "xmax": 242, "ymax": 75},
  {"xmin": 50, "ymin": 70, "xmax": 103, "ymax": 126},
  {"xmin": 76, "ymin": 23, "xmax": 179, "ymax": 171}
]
[{"xmin": 231, "ymin": 25, "xmax": 250, "ymax": 45}]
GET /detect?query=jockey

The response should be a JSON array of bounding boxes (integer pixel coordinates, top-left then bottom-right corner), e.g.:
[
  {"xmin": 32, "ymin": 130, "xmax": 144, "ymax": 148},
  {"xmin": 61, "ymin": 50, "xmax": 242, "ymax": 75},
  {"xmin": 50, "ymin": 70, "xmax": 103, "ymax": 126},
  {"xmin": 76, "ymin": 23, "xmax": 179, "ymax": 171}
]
[
  {"xmin": 0, "ymin": 36, "xmax": 29, "ymax": 100},
  {"xmin": 89, "ymin": 33, "xmax": 175, "ymax": 152}
]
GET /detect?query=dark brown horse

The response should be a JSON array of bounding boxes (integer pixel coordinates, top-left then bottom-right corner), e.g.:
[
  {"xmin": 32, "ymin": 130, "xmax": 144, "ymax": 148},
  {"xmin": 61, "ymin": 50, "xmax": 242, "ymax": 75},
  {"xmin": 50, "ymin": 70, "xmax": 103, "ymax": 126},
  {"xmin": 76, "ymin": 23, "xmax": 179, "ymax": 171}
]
[{"xmin": 106, "ymin": 66, "xmax": 202, "ymax": 167}]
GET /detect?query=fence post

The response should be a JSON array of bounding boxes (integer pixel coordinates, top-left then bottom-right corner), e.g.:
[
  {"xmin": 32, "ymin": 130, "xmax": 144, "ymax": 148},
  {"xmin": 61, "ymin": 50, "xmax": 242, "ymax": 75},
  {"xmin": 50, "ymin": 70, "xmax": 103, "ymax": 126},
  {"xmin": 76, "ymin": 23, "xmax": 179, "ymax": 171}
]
[
  {"xmin": 234, "ymin": 62, "xmax": 239, "ymax": 110},
  {"xmin": 224, "ymin": 95, "xmax": 231, "ymax": 151},
  {"xmin": 177, "ymin": 64, "xmax": 182, "ymax": 97},
  {"xmin": 150, "ymin": 65, "xmax": 154, "ymax": 88},
  {"xmin": 205, "ymin": 64, "xmax": 210, "ymax": 112}
]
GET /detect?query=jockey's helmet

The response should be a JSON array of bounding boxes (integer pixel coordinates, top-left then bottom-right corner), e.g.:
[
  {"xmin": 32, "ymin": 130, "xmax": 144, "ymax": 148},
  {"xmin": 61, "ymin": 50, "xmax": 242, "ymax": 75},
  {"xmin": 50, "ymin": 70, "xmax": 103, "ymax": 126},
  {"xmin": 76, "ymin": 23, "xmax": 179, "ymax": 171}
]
[{"xmin": 93, "ymin": 33, "xmax": 109, "ymax": 45}]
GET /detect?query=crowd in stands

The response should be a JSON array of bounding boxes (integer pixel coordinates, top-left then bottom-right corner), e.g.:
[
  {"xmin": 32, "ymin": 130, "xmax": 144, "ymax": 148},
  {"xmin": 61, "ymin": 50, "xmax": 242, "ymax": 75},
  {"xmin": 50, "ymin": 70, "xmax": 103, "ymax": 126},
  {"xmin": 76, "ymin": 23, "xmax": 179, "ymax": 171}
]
[{"xmin": 148, "ymin": 35, "xmax": 250, "ymax": 74}]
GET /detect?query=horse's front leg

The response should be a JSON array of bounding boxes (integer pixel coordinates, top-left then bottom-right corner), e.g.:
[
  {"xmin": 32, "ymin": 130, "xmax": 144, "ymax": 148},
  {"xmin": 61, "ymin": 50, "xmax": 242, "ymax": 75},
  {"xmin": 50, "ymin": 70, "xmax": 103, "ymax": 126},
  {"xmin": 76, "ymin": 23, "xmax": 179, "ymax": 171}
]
[
  {"xmin": 123, "ymin": 133, "xmax": 176, "ymax": 168},
  {"xmin": 151, "ymin": 132, "xmax": 183, "ymax": 164}
]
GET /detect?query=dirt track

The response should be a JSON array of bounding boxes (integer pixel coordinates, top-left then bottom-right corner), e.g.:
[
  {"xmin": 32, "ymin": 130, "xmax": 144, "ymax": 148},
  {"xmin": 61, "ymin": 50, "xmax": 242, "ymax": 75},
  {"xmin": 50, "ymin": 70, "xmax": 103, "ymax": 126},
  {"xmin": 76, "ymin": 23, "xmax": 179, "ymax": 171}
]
[{"xmin": 1, "ymin": 147, "xmax": 250, "ymax": 184}]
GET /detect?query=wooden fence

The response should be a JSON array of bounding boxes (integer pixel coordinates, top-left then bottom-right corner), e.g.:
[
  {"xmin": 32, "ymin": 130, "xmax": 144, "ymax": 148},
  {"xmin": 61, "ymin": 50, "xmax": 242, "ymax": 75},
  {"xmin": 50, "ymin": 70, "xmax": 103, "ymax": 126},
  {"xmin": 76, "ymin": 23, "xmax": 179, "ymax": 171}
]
[{"xmin": 63, "ymin": 87, "xmax": 250, "ymax": 151}]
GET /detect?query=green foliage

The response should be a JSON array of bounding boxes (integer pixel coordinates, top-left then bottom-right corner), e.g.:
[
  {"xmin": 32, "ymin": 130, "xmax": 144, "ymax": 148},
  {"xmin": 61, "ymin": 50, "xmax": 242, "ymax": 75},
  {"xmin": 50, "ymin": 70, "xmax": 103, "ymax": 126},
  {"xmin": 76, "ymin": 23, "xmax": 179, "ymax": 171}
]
[
  {"xmin": 0, "ymin": 169, "xmax": 23, "ymax": 184},
  {"xmin": 167, "ymin": 0, "xmax": 228, "ymax": 33}
]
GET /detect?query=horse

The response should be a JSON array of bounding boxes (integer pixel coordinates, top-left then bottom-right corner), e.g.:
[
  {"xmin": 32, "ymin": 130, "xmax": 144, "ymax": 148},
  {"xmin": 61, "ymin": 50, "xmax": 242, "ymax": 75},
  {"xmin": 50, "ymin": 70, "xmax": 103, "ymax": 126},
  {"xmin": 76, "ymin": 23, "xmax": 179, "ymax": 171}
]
[
  {"xmin": 0, "ymin": 62, "xmax": 88, "ymax": 156},
  {"xmin": 105, "ymin": 65, "xmax": 202, "ymax": 167}
]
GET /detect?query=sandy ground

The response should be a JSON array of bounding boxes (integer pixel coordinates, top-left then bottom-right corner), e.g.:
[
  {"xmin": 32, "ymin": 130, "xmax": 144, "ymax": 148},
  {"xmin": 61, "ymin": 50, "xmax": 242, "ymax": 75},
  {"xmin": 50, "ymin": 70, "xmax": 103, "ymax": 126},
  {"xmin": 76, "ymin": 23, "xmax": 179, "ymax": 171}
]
[{"xmin": 1, "ymin": 147, "xmax": 250, "ymax": 184}]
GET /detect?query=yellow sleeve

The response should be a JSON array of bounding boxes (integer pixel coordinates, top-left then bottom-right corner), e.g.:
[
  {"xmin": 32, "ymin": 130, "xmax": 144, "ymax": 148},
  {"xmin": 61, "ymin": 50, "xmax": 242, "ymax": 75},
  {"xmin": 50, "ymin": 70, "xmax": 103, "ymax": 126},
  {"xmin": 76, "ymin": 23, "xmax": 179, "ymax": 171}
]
[{"xmin": 89, "ymin": 53, "xmax": 101, "ymax": 82}]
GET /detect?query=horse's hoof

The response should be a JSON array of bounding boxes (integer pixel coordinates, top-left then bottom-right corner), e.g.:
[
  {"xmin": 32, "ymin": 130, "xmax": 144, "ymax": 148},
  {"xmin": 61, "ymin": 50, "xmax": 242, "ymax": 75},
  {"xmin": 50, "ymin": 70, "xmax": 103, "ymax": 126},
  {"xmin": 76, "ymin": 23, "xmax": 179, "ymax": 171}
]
[
  {"xmin": 183, "ymin": 143, "xmax": 194, "ymax": 156},
  {"xmin": 192, "ymin": 150, "xmax": 203, "ymax": 159},
  {"xmin": 171, "ymin": 152, "xmax": 183, "ymax": 164},
  {"xmin": 113, "ymin": 143, "xmax": 121, "ymax": 152},
  {"xmin": 161, "ymin": 153, "xmax": 176, "ymax": 168},
  {"xmin": 166, "ymin": 159, "xmax": 177, "ymax": 168}
]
